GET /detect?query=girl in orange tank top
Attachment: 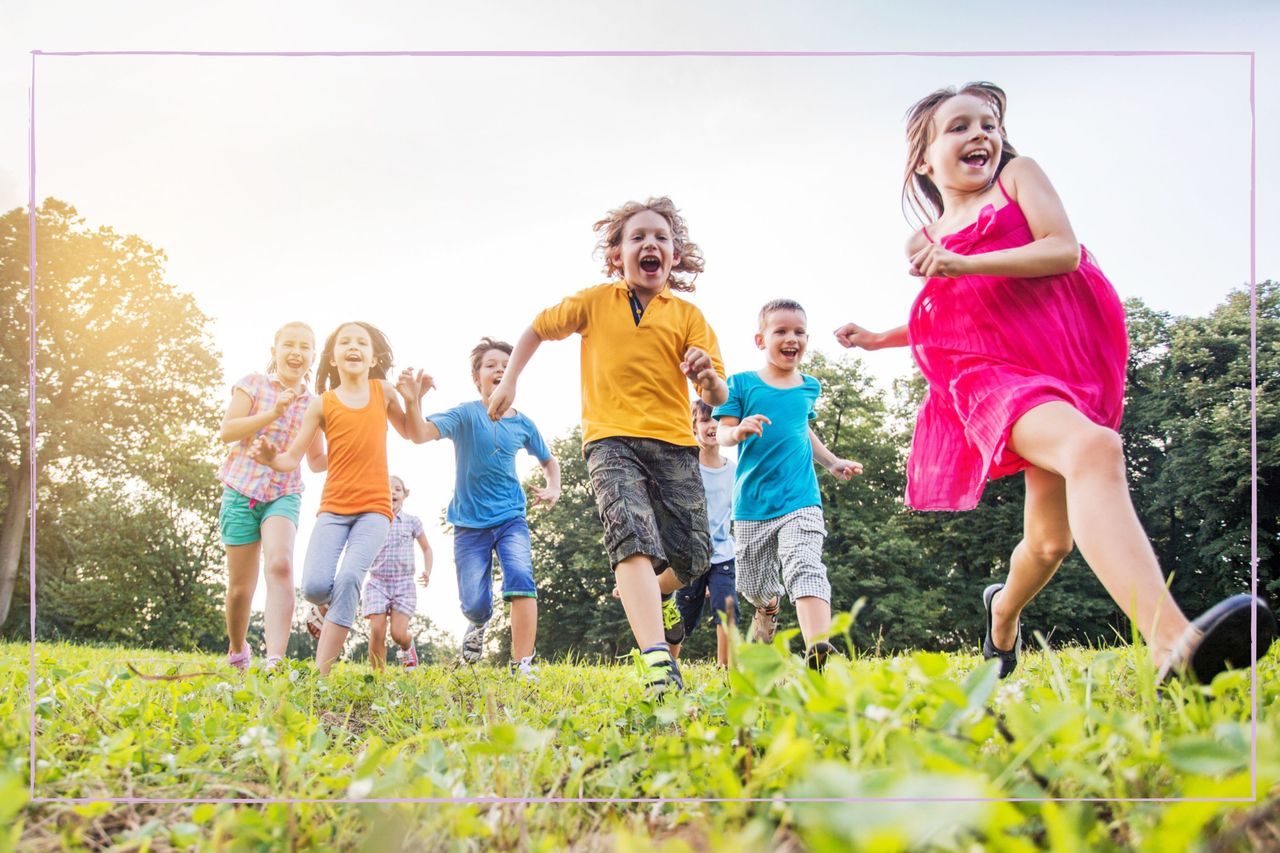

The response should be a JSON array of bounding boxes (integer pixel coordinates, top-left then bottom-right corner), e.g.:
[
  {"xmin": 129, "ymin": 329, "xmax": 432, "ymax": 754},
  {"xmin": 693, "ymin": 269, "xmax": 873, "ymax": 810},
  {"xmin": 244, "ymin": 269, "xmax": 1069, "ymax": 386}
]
[{"xmin": 252, "ymin": 320, "xmax": 430, "ymax": 675}]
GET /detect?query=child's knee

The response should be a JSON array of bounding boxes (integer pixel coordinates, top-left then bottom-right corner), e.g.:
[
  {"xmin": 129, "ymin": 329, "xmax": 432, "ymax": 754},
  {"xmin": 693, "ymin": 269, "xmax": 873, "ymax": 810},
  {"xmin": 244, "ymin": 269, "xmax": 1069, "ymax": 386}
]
[
  {"xmin": 263, "ymin": 553, "xmax": 292, "ymax": 580},
  {"xmin": 301, "ymin": 578, "xmax": 330, "ymax": 605},
  {"xmin": 1067, "ymin": 425, "xmax": 1125, "ymax": 478}
]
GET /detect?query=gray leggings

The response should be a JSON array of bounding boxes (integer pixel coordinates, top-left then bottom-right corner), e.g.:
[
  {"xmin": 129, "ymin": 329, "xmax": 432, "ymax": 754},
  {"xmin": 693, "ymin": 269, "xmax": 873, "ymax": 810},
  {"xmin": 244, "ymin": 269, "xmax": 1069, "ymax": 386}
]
[{"xmin": 301, "ymin": 511, "xmax": 390, "ymax": 628}]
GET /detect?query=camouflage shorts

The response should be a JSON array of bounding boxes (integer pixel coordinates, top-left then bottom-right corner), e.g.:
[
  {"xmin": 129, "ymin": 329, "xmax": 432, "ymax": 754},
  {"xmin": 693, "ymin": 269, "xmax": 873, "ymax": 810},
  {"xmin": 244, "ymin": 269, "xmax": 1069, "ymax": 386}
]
[{"xmin": 584, "ymin": 436, "xmax": 711, "ymax": 586}]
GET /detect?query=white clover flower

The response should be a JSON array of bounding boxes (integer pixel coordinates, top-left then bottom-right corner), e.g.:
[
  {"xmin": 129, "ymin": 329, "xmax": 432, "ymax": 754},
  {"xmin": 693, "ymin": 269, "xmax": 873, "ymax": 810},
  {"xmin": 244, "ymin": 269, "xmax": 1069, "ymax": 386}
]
[{"xmin": 864, "ymin": 704, "xmax": 892, "ymax": 723}]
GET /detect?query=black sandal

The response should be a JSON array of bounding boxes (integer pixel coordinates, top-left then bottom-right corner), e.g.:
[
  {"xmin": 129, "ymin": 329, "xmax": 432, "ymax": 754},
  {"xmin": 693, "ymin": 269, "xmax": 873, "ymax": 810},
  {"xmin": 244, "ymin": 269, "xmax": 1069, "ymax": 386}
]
[
  {"xmin": 1158, "ymin": 594, "xmax": 1276, "ymax": 684},
  {"xmin": 982, "ymin": 583, "xmax": 1021, "ymax": 680}
]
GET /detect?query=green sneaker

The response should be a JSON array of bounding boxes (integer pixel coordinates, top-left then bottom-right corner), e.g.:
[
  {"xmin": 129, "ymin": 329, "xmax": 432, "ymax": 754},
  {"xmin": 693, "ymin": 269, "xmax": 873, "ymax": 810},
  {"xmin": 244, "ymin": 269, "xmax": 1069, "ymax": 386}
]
[
  {"xmin": 638, "ymin": 646, "xmax": 684, "ymax": 694},
  {"xmin": 661, "ymin": 595, "xmax": 686, "ymax": 645}
]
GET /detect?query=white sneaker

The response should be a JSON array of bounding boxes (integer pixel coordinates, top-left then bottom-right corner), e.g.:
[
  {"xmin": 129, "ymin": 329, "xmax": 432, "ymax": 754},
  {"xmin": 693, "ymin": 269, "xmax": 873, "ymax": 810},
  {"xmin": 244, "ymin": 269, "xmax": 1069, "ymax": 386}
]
[
  {"xmin": 461, "ymin": 621, "xmax": 486, "ymax": 664},
  {"xmin": 510, "ymin": 654, "xmax": 537, "ymax": 681}
]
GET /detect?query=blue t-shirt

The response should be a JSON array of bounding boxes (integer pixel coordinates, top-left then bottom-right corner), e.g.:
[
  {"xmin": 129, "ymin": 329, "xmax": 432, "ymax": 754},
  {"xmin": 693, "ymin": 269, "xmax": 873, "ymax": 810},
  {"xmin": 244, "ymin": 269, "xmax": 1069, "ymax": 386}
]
[
  {"xmin": 713, "ymin": 372, "xmax": 821, "ymax": 521},
  {"xmin": 701, "ymin": 456, "xmax": 736, "ymax": 564},
  {"xmin": 428, "ymin": 400, "xmax": 552, "ymax": 529}
]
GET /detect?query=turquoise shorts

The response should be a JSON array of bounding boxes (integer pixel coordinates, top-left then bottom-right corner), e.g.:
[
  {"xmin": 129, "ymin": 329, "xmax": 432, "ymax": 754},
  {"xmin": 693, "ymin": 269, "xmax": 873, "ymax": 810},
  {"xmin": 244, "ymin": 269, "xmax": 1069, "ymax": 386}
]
[{"xmin": 219, "ymin": 487, "xmax": 302, "ymax": 546}]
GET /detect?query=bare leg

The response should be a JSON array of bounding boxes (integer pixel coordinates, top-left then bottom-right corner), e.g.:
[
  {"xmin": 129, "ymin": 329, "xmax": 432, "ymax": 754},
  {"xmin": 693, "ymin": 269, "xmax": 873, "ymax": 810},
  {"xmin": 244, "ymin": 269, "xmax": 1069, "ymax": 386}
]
[
  {"xmin": 225, "ymin": 542, "xmax": 261, "ymax": 656},
  {"xmin": 715, "ymin": 624, "xmax": 729, "ymax": 668},
  {"xmin": 1007, "ymin": 401, "xmax": 1190, "ymax": 666},
  {"xmin": 509, "ymin": 597, "xmax": 537, "ymax": 660},
  {"xmin": 795, "ymin": 596, "xmax": 832, "ymax": 648},
  {"xmin": 315, "ymin": 621, "xmax": 351, "ymax": 676},
  {"xmin": 258, "ymin": 516, "xmax": 297, "ymax": 660},
  {"xmin": 615, "ymin": 554, "xmax": 665, "ymax": 650},
  {"xmin": 368, "ymin": 615, "xmax": 387, "ymax": 670},
  {"xmin": 389, "ymin": 611, "xmax": 412, "ymax": 650},
  {"xmin": 657, "ymin": 567, "xmax": 684, "ymax": 596},
  {"xmin": 989, "ymin": 466, "xmax": 1074, "ymax": 650}
]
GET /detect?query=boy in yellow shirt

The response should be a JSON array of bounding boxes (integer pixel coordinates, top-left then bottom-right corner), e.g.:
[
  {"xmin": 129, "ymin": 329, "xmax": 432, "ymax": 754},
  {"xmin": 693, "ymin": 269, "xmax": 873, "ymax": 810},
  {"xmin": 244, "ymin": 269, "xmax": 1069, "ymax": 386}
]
[{"xmin": 488, "ymin": 197, "xmax": 727, "ymax": 693}]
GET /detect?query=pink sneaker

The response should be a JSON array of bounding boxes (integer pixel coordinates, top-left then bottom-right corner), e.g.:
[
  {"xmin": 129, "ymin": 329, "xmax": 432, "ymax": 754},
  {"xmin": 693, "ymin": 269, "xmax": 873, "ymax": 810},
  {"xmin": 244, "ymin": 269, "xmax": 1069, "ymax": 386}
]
[
  {"xmin": 397, "ymin": 641, "xmax": 418, "ymax": 670},
  {"xmin": 227, "ymin": 644, "xmax": 252, "ymax": 671}
]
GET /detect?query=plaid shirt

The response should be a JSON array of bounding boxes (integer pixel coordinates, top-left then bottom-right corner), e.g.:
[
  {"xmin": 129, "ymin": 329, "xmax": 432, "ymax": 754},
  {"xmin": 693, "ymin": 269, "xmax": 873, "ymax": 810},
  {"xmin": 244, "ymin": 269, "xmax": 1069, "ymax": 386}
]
[
  {"xmin": 217, "ymin": 373, "xmax": 313, "ymax": 503},
  {"xmin": 369, "ymin": 511, "xmax": 425, "ymax": 578}
]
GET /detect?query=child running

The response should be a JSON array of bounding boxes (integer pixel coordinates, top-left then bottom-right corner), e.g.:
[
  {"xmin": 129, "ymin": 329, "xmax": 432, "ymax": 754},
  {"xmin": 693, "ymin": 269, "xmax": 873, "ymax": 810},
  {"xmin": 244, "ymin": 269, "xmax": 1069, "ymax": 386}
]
[
  {"xmin": 363, "ymin": 474, "xmax": 433, "ymax": 670},
  {"xmin": 487, "ymin": 196, "xmax": 727, "ymax": 693},
  {"xmin": 218, "ymin": 321, "xmax": 326, "ymax": 671},
  {"xmin": 716, "ymin": 299, "xmax": 863, "ymax": 670},
  {"xmin": 835, "ymin": 81, "xmax": 1274, "ymax": 682},
  {"xmin": 672, "ymin": 399, "xmax": 739, "ymax": 668},
  {"xmin": 251, "ymin": 320, "xmax": 419, "ymax": 675},
  {"xmin": 398, "ymin": 337, "xmax": 559, "ymax": 678}
]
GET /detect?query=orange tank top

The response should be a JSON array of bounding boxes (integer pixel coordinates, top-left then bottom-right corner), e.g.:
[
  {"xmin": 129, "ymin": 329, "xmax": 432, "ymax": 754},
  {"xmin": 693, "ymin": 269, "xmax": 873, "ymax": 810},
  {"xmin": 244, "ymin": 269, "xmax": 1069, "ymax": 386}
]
[{"xmin": 318, "ymin": 380, "xmax": 392, "ymax": 519}]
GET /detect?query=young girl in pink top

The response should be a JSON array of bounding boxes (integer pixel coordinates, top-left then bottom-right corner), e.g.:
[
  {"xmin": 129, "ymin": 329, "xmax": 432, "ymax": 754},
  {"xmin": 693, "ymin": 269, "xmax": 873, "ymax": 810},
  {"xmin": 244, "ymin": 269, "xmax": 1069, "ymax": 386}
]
[
  {"xmin": 836, "ymin": 82, "xmax": 1273, "ymax": 685},
  {"xmin": 218, "ymin": 322, "xmax": 326, "ymax": 671}
]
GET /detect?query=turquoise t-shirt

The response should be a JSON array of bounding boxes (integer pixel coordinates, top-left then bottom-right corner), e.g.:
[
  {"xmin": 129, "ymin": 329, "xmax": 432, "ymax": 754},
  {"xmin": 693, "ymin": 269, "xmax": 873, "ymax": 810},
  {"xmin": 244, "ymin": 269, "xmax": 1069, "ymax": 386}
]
[
  {"xmin": 713, "ymin": 372, "xmax": 821, "ymax": 521},
  {"xmin": 428, "ymin": 400, "xmax": 552, "ymax": 529}
]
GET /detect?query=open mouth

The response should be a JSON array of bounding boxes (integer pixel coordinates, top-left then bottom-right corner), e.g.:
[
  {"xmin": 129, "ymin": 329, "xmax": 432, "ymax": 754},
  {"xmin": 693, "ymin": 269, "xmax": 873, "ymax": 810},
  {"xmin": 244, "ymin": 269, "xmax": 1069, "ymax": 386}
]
[
  {"xmin": 344, "ymin": 352, "xmax": 364, "ymax": 364},
  {"xmin": 961, "ymin": 149, "xmax": 990, "ymax": 167},
  {"xmin": 639, "ymin": 256, "xmax": 662, "ymax": 274},
  {"xmin": 780, "ymin": 346, "xmax": 800, "ymax": 359},
  {"xmin": 285, "ymin": 357, "xmax": 305, "ymax": 370}
]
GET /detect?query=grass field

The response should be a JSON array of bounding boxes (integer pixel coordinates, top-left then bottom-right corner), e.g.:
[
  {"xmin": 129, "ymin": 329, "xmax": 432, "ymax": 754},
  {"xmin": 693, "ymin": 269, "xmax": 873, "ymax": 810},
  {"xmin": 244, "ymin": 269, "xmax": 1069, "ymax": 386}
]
[{"xmin": 3, "ymin": 628, "xmax": 1278, "ymax": 851}]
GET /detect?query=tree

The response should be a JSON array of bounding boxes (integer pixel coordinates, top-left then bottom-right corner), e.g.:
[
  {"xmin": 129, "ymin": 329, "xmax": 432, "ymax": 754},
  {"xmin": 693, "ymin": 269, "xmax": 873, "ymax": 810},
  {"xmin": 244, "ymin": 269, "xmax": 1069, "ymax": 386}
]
[{"xmin": 0, "ymin": 200, "xmax": 225, "ymax": 636}]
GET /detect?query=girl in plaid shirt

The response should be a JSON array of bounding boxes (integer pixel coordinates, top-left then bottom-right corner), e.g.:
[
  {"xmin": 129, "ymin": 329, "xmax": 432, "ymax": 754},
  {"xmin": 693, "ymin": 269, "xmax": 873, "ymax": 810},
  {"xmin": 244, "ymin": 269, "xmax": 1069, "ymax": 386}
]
[
  {"xmin": 218, "ymin": 322, "xmax": 327, "ymax": 672},
  {"xmin": 364, "ymin": 475, "xmax": 433, "ymax": 670}
]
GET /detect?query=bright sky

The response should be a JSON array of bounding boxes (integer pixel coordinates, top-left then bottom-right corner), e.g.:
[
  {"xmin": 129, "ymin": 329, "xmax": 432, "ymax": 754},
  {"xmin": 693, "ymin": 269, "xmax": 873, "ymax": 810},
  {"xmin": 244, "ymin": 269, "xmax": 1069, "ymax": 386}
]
[{"xmin": 5, "ymin": 2, "xmax": 1277, "ymax": 643}]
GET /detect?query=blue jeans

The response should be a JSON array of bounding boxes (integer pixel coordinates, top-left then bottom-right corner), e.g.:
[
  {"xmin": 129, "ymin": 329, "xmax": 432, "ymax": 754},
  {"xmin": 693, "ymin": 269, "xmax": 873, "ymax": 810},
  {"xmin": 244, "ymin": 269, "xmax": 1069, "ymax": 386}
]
[
  {"xmin": 301, "ymin": 512, "xmax": 391, "ymax": 629},
  {"xmin": 453, "ymin": 516, "xmax": 537, "ymax": 626},
  {"xmin": 675, "ymin": 558, "xmax": 738, "ymax": 636}
]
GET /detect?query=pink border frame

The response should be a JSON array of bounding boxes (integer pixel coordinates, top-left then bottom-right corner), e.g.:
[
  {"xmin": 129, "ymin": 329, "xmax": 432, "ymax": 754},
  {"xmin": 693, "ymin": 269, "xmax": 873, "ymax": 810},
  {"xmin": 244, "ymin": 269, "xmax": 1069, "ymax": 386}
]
[{"xmin": 24, "ymin": 48, "xmax": 1261, "ymax": 807}]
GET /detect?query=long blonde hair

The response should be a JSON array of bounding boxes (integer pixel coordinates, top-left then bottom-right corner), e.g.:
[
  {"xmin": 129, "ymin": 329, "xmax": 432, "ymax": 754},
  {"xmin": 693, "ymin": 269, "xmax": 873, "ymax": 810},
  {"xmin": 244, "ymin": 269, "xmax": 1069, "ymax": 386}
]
[{"xmin": 902, "ymin": 82, "xmax": 1019, "ymax": 226}]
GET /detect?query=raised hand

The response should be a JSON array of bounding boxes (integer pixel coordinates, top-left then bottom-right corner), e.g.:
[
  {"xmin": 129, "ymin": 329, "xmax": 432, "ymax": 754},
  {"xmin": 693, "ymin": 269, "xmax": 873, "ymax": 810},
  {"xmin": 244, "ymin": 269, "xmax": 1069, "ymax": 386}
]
[
  {"xmin": 828, "ymin": 458, "xmax": 864, "ymax": 481},
  {"xmin": 681, "ymin": 346, "xmax": 718, "ymax": 387},
  {"xmin": 909, "ymin": 243, "xmax": 968, "ymax": 278},
  {"xmin": 272, "ymin": 388, "xmax": 298, "ymax": 417},
  {"xmin": 248, "ymin": 436, "xmax": 280, "ymax": 468},
  {"xmin": 396, "ymin": 368, "xmax": 435, "ymax": 405},
  {"xmin": 735, "ymin": 414, "xmax": 772, "ymax": 441},
  {"xmin": 834, "ymin": 322, "xmax": 876, "ymax": 350},
  {"xmin": 487, "ymin": 380, "xmax": 516, "ymax": 421}
]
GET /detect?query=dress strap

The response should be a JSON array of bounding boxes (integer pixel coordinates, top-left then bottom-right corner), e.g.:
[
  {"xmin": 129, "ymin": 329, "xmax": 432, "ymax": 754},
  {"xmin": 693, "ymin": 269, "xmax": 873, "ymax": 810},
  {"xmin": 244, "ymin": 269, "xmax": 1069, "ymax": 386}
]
[{"xmin": 995, "ymin": 174, "xmax": 1013, "ymax": 203}]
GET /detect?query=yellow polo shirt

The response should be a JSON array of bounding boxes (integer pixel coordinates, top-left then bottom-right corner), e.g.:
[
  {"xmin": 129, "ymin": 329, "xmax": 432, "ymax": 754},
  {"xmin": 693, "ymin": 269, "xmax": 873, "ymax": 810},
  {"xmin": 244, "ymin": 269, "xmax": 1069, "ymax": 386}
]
[{"xmin": 532, "ymin": 282, "xmax": 725, "ymax": 447}]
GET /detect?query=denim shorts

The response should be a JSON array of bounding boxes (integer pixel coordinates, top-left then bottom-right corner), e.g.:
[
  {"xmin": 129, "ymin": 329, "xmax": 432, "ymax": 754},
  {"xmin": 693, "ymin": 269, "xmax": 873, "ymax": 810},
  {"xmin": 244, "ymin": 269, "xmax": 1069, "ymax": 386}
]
[
  {"xmin": 219, "ymin": 487, "xmax": 302, "ymax": 546},
  {"xmin": 584, "ymin": 436, "xmax": 711, "ymax": 586},
  {"xmin": 453, "ymin": 515, "xmax": 537, "ymax": 626},
  {"xmin": 675, "ymin": 559, "xmax": 738, "ymax": 635}
]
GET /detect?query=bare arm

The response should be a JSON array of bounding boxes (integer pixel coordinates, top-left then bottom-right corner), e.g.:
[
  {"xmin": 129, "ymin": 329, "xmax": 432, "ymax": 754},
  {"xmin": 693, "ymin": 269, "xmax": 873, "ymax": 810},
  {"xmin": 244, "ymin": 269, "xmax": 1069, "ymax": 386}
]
[
  {"xmin": 488, "ymin": 325, "xmax": 543, "ymax": 420},
  {"xmin": 250, "ymin": 397, "xmax": 323, "ymax": 472},
  {"xmin": 834, "ymin": 323, "xmax": 910, "ymax": 350},
  {"xmin": 531, "ymin": 455, "xmax": 561, "ymax": 510},
  {"xmin": 909, "ymin": 157, "xmax": 1080, "ymax": 280},
  {"xmin": 809, "ymin": 428, "xmax": 863, "ymax": 481},
  {"xmin": 396, "ymin": 368, "xmax": 442, "ymax": 443},
  {"xmin": 716, "ymin": 414, "xmax": 771, "ymax": 448},
  {"xmin": 220, "ymin": 386, "xmax": 299, "ymax": 444},
  {"xmin": 415, "ymin": 533, "xmax": 433, "ymax": 586},
  {"xmin": 304, "ymin": 430, "xmax": 327, "ymax": 473}
]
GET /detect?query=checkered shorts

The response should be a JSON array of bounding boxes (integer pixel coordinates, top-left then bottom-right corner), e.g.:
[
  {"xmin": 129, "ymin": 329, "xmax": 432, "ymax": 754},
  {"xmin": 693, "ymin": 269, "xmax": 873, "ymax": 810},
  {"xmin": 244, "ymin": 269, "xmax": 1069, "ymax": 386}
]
[
  {"xmin": 734, "ymin": 506, "xmax": 830, "ymax": 607},
  {"xmin": 361, "ymin": 572, "xmax": 417, "ymax": 617}
]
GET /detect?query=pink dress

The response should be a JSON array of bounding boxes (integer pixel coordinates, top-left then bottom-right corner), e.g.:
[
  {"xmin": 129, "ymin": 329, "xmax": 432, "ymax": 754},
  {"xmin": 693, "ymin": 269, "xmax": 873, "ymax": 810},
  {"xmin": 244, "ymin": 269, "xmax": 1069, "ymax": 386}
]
[{"xmin": 905, "ymin": 177, "xmax": 1128, "ymax": 511}]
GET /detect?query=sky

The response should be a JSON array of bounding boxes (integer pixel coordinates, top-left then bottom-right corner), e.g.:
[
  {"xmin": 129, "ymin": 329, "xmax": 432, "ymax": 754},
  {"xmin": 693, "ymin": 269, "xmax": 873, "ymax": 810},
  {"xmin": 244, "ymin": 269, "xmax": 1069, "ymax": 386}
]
[{"xmin": 4, "ymin": 1, "xmax": 1277, "ymax": 644}]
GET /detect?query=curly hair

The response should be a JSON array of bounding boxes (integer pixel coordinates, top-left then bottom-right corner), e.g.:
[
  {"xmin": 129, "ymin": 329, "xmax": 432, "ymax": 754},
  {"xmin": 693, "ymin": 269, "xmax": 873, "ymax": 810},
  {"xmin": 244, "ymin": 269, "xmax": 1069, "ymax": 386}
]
[
  {"xmin": 316, "ymin": 321, "xmax": 394, "ymax": 393},
  {"xmin": 593, "ymin": 196, "xmax": 705, "ymax": 292},
  {"xmin": 902, "ymin": 81, "xmax": 1019, "ymax": 226}
]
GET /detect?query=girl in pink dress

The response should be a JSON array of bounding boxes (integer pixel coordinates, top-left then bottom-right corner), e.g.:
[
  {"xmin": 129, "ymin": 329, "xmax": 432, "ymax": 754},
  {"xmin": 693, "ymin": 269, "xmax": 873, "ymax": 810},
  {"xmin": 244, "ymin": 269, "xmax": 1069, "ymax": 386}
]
[{"xmin": 836, "ymin": 82, "xmax": 1272, "ymax": 685}]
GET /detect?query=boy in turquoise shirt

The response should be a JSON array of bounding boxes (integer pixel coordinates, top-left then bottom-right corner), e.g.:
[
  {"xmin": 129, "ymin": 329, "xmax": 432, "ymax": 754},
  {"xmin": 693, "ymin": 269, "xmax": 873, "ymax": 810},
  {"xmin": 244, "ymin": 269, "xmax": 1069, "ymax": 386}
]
[{"xmin": 714, "ymin": 299, "xmax": 862, "ymax": 670}]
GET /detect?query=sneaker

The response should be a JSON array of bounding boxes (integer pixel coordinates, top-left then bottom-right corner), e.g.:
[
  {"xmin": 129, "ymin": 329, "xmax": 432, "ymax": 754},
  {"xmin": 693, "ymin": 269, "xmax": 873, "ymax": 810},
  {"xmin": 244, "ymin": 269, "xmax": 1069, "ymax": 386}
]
[
  {"xmin": 752, "ymin": 600, "xmax": 780, "ymax": 644},
  {"xmin": 397, "ymin": 641, "xmax": 419, "ymax": 670},
  {"xmin": 227, "ymin": 644, "xmax": 251, "ymax": 671},
  {"xmin": 639, "ymin": 645, "xmax": 684, "ymax": 694},
  {"xmin": 806, "ymin": 641, "xmax": 833, "ymax": 672},
  {"xmin": 304, "ymin": 605, "xmax": 326, "ymax": 640},
  {"xmin": 510, "ymin": 654, "xmax": 538, "ymax": 681},
  {"xmin": 462, "ymin": 621, "xmax": 487, "ymax": 664},
  {"xmin": 264, "ymin": 655, "xmax": 283, "ymax": 672},
  {"xmin": 661, "ymin": 594, "xmax": 686, "ymax": 645}
]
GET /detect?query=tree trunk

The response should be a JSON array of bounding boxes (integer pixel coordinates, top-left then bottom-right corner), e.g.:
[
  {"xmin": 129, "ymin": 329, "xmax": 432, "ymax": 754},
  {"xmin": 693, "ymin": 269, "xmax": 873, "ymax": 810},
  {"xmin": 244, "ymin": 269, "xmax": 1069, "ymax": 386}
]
[{"xmin": 0, "ymin": 449, "xmax": 31, "ymax": 628}]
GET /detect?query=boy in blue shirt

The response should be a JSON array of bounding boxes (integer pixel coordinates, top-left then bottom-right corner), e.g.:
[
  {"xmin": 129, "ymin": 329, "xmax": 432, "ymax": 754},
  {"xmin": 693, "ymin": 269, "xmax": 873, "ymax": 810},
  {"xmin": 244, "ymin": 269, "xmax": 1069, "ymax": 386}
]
[
  {"xmin": 714, "ymin": 299, "xmax": 862, "ymax": 670},
  {"xmin": 400, "ymin": 337, "xmax": 560, "ymax": 677}
]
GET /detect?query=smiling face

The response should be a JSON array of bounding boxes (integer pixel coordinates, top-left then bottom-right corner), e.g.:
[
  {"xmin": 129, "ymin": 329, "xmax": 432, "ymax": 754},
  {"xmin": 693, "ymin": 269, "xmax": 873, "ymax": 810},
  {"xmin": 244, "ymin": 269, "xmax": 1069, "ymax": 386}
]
[
  {"xmin": 693, "ymin": 410, "xmax": 719, "ymax": 450},
  {"xmin": 756, "ymin": 308, "xmax": 809, "ymax": 373},
  {"xmin": 917, "ymin": 93, "xmax": 1003, "ymax": 196},
  {"xmin": 271, "ymin": 324, "xmax": 315, "ymax": 387},
  {"xmin": 330, "ymin": 323, "xmax": 375, "ymax": 379},
  {"xmin": 613, "ymin": 209, "xmax": 681, "ymax": 295},
  {"xmin": 473, "ymin": 348, "xmax": 510, "ymax": 400}
]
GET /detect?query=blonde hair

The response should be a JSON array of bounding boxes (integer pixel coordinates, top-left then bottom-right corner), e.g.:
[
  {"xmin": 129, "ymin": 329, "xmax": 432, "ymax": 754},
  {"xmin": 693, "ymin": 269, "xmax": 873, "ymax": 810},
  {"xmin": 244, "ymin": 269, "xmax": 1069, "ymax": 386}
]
[
  {"xmin": 757, "ymin": 298, "xmax": 806, "ymax": 331},
  {"xmin": 593, "ymin": 197, "xmax": 705, "ymax": 292},
  {"xmin": 266, "ymin": 321, "xmax": 315, "ymax": 382},
  {"xmin": 902, "ymin": 82, "xmax": 1019, "ymax": 226}
]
